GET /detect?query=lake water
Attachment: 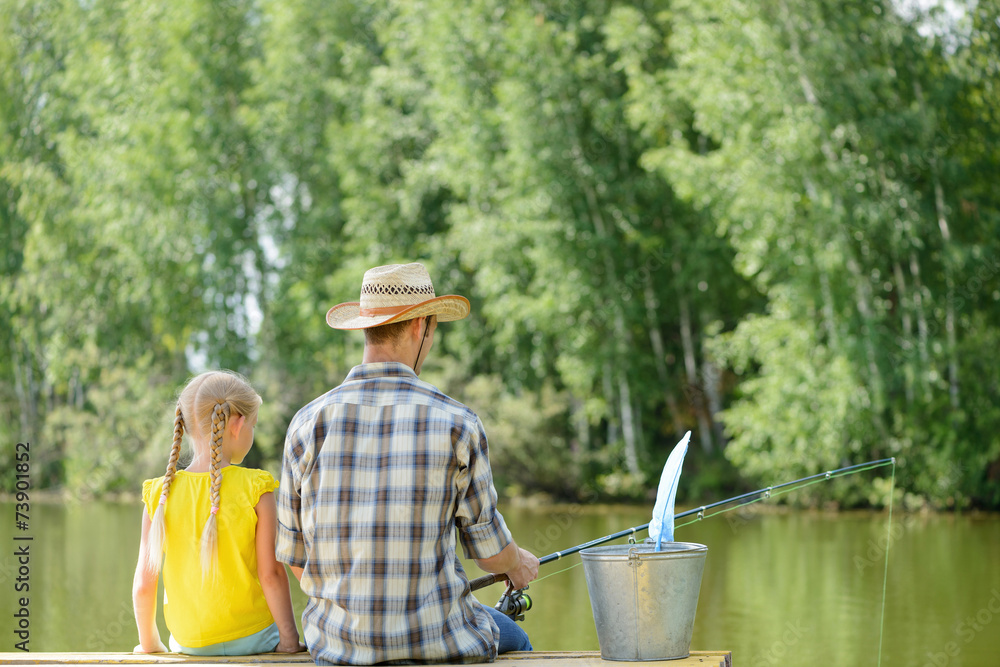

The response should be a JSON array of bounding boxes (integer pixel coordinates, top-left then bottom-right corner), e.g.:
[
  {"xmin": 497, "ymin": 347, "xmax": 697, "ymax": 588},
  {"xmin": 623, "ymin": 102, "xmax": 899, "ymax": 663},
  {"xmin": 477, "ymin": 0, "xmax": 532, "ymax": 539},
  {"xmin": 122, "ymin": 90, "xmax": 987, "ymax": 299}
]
[{"xmin": 1, "ymin": 499, "xmax": 998, "ymax": 666}]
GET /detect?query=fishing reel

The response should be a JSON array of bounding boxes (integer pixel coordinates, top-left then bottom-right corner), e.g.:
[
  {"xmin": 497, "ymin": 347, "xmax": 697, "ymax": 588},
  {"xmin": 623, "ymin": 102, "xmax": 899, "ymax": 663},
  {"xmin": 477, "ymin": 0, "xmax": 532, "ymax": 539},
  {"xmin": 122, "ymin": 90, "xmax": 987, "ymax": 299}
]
[{"xmin": 495, "ymin": 584, "xmax": 532, "ymax": 622}]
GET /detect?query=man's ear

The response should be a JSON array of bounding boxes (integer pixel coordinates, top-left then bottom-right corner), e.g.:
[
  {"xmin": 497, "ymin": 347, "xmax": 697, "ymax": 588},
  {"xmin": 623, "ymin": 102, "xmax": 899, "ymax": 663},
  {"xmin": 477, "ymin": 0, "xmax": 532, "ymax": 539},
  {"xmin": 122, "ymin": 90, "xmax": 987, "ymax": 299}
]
[{"xmin": 408, "ymin": 316, "xmax": 425, "ymax": 341}]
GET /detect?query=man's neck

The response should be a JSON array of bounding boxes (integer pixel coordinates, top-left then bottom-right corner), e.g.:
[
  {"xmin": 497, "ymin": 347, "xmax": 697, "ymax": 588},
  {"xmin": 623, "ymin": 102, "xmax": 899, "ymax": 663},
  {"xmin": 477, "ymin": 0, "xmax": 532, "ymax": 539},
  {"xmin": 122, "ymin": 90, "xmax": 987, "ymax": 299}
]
[
  {"xmin": 362, "ymin": 345, "xmax": 407, "ymax": 365},
  {"xmin": 363, "ymin": 318, "xmax": 427, "ymax": 373}
]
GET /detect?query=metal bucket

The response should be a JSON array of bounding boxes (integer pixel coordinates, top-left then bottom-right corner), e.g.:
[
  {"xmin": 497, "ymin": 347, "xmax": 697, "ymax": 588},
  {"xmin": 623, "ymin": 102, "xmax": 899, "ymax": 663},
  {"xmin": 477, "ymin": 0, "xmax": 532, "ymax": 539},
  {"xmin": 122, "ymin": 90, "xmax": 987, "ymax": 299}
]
[{"xmin": 580, "ymin": 543, "xmax": 707, "ymax": 661}]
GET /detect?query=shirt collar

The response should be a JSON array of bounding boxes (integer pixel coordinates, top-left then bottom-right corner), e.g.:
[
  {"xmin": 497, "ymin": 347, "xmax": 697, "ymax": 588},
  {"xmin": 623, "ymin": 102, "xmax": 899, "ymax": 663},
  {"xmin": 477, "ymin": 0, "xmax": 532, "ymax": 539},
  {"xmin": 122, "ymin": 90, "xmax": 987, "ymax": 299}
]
[{"xmin": 344, "ymin": 361, "xmax": 419, "ymax": 382}]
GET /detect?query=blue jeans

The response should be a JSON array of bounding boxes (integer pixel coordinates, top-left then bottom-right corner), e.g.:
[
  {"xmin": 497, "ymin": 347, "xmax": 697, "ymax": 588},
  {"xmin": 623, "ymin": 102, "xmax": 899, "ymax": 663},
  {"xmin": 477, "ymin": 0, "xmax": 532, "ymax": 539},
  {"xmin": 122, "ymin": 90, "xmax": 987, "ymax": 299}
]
[
  {"xmin": 169, "ymin": 623, "xmax": 280, "ymax": 656},
  {"xmin": 482, "ymin": 603, "xmax": 532, "ymax": 653}
]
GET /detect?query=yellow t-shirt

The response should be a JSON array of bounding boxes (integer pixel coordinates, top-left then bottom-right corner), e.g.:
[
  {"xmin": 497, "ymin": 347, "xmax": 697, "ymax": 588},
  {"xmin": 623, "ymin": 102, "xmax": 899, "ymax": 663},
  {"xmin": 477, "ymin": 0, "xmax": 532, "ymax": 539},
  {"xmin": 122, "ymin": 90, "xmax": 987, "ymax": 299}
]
[{"xmin": 142, "ymin": 466, "xmax": 278, "ymax": 647}]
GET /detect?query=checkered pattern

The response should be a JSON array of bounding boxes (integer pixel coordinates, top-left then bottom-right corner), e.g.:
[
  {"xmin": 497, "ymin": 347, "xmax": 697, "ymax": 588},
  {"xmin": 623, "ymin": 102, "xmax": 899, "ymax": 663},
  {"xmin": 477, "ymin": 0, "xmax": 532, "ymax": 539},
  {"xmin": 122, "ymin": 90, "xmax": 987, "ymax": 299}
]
[{"xmin": 276, "ymin": 362, "xmax": 512, "ymax": 665}]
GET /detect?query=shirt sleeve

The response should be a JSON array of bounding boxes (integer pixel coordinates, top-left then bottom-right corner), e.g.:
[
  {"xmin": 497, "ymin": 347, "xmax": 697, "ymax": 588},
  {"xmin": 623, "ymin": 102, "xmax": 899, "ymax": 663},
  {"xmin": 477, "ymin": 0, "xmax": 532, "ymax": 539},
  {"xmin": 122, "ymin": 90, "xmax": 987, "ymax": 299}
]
[
  {"xmin": 455, "ymin": 415, "xmax": 513, "ymax": 560},
  {"xmin": 141, "ymin": 478, "xmax": 163, "ymax": 519},
  {"xmin": 251, "ymin": 470, "xmax": 279, "ymax": 505},
  {"xmin": 275, "ymin": 420, "xmax": 307, "ymax": 568}
]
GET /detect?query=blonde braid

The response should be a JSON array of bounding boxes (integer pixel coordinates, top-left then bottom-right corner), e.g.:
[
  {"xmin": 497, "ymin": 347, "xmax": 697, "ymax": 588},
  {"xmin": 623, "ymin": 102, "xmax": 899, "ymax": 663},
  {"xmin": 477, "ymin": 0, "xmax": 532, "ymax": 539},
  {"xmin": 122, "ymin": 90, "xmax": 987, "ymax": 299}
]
[
  {"xmin": 144, "ymin": 402, "xmax": 184, "ymax": 573},
  {"xmin": 199, "ymin": 400, "xmax": 229, "ymax": 578}
]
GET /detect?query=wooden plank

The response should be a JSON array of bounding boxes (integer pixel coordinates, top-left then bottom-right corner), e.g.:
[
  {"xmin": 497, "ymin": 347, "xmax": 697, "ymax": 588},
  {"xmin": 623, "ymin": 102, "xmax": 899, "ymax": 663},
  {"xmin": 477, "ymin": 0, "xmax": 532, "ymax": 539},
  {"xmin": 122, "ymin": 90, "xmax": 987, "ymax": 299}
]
[
  {"xmin": 0, "ymin": 651, "xmax": 731, "ymax": 667},
  {"xmin": 501, "ymin": 652, "xmax": 729, "ymax": 667}
]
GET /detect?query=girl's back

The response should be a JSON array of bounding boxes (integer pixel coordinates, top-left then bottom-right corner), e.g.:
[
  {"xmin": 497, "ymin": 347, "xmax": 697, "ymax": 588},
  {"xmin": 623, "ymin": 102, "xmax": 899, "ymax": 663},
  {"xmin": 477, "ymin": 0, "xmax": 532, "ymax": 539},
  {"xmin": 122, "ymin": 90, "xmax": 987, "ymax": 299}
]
[{"xmin": 143, "ymin": 467, "xmax": 277, "ymax": 648}]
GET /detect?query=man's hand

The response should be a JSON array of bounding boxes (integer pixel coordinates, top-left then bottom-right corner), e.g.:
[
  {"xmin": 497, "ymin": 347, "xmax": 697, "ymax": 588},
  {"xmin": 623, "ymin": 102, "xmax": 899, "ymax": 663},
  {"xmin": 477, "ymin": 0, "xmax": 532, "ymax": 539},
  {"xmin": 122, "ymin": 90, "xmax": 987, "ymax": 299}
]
[
  {"xmin": 475, "ymin": 542, "xmax": 539, "ymax": 590},
  {"xmin": 505, "ymin": 547, "xmax": 539, "ymax": 590}
]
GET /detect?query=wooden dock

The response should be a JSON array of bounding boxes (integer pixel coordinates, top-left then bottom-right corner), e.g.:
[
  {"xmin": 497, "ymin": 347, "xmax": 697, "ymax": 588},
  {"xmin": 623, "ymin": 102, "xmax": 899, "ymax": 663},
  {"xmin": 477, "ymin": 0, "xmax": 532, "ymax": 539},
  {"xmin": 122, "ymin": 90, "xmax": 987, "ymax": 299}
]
[{"xmin": 0, "ymin": 651, "xmax": 731, "ymax": 667}]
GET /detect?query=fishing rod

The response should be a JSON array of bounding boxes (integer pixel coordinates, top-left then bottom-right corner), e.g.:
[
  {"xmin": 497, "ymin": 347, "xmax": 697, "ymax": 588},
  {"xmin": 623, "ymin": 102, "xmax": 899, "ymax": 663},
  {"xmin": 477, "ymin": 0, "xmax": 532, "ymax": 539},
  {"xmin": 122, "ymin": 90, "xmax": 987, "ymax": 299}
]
[{"xmin": 471, "ymin": 457, "xmax": 894, "ymax": 594}]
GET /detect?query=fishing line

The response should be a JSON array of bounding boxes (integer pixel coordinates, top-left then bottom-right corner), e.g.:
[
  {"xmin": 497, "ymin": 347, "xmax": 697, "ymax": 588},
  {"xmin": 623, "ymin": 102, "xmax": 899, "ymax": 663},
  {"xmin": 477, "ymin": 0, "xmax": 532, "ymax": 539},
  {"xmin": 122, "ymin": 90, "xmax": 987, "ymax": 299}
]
[
  {"xmin": 533, "ymin": 561, "xmax": 584, "ymax": 584},
  {"xmin": 877, "ymin": 459, "xmax": 896, "ymax": 667}
]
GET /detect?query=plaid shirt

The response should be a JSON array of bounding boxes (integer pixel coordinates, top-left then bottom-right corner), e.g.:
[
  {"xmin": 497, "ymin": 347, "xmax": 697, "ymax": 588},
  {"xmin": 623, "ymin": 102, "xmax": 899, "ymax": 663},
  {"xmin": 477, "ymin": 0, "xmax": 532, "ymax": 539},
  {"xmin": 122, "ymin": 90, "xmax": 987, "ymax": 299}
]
[{"xmin": 276, "ymin": 362, "xmax": 513, "ymax": 665}]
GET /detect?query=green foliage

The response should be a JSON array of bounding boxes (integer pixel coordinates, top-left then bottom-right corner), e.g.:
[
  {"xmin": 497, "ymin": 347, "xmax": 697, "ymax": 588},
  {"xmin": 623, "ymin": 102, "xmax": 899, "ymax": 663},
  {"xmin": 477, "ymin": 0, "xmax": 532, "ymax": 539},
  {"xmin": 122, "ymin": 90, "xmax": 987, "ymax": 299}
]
[
  {"xmin": 43, "ymin": 358, "xmax": 177, "ymax": 499},
  {"xmin": 709, "ymin": 297, "xmax": 866, "ymax": 478},
  {"xmin": 613, "ymin": 0, "xmax": 1000, "ymax": 508},
  {"xmin": 1, "ymin": 0, "xmax": 997, "ymax": 508},
  {"xmin": 461, "ymin": 373, "xmax": 577, "ymax": 498}
]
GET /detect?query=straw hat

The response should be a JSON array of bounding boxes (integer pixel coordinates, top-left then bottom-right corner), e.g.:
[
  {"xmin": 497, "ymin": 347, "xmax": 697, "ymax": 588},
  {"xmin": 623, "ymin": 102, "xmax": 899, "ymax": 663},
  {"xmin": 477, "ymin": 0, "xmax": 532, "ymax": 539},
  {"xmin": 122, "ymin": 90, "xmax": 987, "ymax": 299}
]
[{"xmin": 326, "ymin": 263, "xmax": 470, "ymax": 330}]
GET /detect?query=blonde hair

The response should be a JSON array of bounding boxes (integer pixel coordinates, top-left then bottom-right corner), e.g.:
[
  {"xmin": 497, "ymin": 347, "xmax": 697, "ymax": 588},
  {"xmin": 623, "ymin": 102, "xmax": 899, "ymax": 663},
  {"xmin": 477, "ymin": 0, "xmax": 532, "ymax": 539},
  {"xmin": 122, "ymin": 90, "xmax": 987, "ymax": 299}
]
[{"xmin": 143, "ymin": 371, "xmax": 261, "ymax": 578}]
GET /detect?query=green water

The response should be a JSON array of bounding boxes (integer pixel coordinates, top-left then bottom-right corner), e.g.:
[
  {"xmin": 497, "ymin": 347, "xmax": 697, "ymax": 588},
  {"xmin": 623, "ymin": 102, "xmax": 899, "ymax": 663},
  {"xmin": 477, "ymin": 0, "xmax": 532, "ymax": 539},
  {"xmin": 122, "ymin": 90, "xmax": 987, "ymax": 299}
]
[{"xmin": 1, "ymin": 500, "xmax": 998, "ymax": 666}]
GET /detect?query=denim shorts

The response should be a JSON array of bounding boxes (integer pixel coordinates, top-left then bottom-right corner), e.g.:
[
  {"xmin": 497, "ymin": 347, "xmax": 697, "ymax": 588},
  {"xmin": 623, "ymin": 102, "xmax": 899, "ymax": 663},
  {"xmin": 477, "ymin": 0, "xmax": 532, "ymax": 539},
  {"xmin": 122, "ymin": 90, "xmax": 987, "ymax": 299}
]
[{"xmin": 169, "ymin": 622, "xmax": 280, "ymax": 656}]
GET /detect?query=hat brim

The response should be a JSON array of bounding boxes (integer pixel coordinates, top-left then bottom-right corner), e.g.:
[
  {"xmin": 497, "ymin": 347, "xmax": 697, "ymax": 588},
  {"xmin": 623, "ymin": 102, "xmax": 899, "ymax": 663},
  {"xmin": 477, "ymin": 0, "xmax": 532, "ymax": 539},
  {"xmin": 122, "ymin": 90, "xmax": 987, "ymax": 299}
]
[{"xmin": 326, "ymin": 295, "xmax": 471, "ymax": 330}]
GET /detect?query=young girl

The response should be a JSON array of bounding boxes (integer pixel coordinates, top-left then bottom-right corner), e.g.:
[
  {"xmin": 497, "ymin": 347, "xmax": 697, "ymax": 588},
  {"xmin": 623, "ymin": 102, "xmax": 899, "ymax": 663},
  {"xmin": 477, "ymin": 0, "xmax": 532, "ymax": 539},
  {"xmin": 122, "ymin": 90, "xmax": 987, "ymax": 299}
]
[{"xmin": 132, "ymin": 370, "xmax": 302, "ymax": 655}]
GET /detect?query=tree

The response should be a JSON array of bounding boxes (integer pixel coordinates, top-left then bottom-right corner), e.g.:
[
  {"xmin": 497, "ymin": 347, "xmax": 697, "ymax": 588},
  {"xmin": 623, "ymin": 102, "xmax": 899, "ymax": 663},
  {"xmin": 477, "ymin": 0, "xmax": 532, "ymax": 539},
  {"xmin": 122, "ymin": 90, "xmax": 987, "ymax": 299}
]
[{"xmin": 612, "ymin": 0, "xmax": 1000, "ymax": 506}]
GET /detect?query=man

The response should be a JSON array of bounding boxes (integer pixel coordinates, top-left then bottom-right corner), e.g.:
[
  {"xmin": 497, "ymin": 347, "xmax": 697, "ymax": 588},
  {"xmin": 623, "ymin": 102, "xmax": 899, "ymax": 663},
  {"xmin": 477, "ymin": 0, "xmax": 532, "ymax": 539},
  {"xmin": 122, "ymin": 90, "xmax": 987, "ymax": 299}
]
[{"xmin": 276, "ymin": 263, "xmax": 539, "ymax": 665}]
